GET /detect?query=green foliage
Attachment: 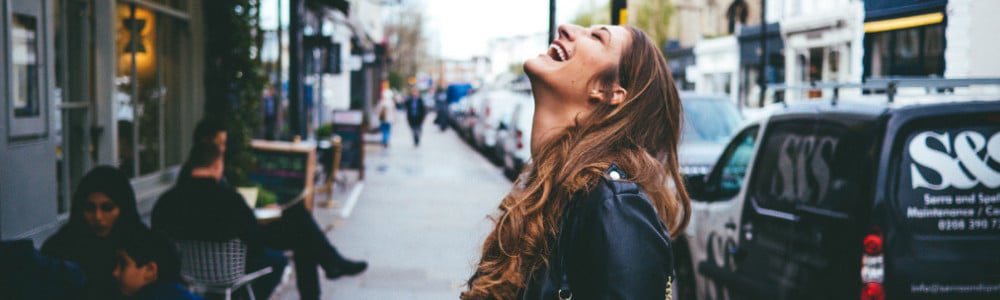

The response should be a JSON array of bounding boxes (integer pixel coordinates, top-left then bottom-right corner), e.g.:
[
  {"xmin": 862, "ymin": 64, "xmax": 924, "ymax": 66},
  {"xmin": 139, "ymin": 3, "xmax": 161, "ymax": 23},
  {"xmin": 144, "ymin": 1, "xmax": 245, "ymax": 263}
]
[
  {"xmin": 316, "ymin": 123, "xmax": 334, "ymax": 140},
  {"xmin": 256, "ymin": 187, "xmax": 278, "ymax": 207},
  {"xmin": 388, "ymin": 71, "xmax": 405, "ymax": 91},
  {"xmin": 571, "ymin": 1, "xmax": 610, "ymax": 27},
  {"xmin": 631, "ymin": 0, "xmax": 675, "ymax": 49},
  {"xmin": 570, "ymin": 0, "xmax": 675, "ymax": 49},
  {"xmin": 203, "ymin": 0, "xmax": 265, "ymax": 186}
]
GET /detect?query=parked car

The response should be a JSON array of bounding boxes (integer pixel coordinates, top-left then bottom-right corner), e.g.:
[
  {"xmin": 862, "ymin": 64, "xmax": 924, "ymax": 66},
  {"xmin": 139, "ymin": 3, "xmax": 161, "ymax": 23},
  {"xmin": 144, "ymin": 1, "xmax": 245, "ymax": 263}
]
[
  {"xmin": 679, "ymin": 93, "xmax": 745, "ymax": 180},
  {"xmin": 675, "ymin": 93, "xmax": 1000, "ymax": 300},
  {"xmin": 473, "ymin": 89, "xmax": 522, "ymax": 160},
  {"xmin": 449, "ymin": 92, "xmax": 476, "ymax": 139},
  {"xmin": 499, "ymin": 90, "xmax": 534, "ymax": 179}
]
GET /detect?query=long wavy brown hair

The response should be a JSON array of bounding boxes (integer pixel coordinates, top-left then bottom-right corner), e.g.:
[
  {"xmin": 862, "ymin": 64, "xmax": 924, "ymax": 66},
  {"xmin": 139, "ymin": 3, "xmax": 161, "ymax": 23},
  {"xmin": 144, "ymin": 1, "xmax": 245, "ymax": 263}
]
[{"xmin": 462, "ymin": 26, "xmax": 691, "ymax": 299}]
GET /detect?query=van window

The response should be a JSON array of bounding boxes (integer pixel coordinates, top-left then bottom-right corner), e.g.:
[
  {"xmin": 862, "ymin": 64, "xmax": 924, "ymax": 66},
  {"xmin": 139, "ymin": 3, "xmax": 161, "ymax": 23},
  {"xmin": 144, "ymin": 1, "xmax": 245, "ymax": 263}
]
[
  {"xmin": 707, "ymin": 126, "xmax": 759, "ymax": 198},
  {"xmin": 750, "ymin": 122, "xmax": 858, "ymax": 212},
  {"xmin": 896, "ymin": 125, "xmax": 1000, "ymax": 236}
]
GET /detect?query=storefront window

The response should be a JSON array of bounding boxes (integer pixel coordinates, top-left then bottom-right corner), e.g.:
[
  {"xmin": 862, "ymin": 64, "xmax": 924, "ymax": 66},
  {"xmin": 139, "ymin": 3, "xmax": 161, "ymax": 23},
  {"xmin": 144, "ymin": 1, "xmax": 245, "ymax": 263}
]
[
  {"xmin": 11, "ymin": 14, "xmax": 40, "ymax": 118},
  {"xmin": 115, "ymin": 3, "xmax": 188, "ymax": 178},
  {"xmin": 864, "ymin": 23, "xmax": 945, "ymax": 78}
]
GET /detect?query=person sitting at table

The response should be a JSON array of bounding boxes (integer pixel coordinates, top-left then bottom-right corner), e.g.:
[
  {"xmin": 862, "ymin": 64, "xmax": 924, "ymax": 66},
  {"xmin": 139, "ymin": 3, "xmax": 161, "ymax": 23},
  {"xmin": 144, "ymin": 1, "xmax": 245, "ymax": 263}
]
[
  {"xmin": 41, "ymin": 166, "xmax": 151, "ymax": 300},
  {"xmin": 177, "ymin": 117, "xmax": 228, "ymax": 185},
  {"xmin": 152, "ymin": 143, "xmax": 367, "ymax": 300}
]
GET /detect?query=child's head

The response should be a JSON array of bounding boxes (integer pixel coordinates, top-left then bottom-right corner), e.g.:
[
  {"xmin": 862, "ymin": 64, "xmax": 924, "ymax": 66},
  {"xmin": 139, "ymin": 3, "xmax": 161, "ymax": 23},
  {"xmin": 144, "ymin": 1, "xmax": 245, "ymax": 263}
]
[{"xmin": 113, "ymin": 231, "xmax": 180, "ymax": 296}]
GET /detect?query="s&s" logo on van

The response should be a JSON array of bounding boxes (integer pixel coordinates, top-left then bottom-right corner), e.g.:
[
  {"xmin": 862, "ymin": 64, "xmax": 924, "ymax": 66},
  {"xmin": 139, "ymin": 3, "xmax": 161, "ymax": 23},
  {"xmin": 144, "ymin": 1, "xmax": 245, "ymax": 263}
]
[{"xmin": 908, "ymin": 130, "xmax": 1000, "ymax": 190}]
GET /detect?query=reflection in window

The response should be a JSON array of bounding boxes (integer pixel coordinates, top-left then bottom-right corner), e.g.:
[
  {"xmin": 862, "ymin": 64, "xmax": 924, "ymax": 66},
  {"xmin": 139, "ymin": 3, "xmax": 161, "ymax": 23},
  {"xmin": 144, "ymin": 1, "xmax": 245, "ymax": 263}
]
[
  {"xmin": 865, "ymin": 24, "xmax": 945, "ymax": 78},
  {"xmin": 116, "ymin": 4, "xmax": 169, "ymax": 177},
  {"xmin": 12, "ymin": 14, "xmax": 40, "ymax": 118},
  {"xmin": 716, "ymin": 127, "xmax": 758, "ymax": 197}
]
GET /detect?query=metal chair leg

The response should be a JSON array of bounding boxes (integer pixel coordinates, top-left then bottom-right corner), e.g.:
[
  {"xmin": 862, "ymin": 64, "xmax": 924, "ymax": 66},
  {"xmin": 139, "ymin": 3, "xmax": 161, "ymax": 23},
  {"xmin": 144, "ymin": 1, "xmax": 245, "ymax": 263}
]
[{"xmin": 246, "ymin": 283, "xmax": 256, "ymax": 300}]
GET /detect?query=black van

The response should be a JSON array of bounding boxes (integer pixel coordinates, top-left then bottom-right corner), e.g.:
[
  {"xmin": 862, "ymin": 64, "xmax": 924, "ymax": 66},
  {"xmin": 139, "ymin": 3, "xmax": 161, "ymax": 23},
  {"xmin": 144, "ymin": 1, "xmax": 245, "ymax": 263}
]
[{"xmin": 682, "ymin": 99, "xmax": 1000, "ymax": 300}]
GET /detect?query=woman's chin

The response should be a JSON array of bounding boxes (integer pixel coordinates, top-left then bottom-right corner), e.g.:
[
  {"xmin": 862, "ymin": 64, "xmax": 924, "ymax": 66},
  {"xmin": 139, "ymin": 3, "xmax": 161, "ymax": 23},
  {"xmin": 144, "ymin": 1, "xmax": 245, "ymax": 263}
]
[{"xmin": 524, "ymin": 56, "xmax": 557, "ymax": 84}]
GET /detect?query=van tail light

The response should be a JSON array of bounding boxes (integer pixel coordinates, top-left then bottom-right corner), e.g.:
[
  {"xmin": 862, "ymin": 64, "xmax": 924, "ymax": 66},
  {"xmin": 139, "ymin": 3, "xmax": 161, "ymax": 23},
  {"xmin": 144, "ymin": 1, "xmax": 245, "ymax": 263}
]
[
  {"xmin": 515, "ymin": 130, "xmax": 524, "ymax": 149},
  {"xmin": 485, "ymin": 106, "xmax": 492, "ymax": 118},
  {"xmin": 861, "ymin": 231, "xmax": 885, "ymax": 300}
]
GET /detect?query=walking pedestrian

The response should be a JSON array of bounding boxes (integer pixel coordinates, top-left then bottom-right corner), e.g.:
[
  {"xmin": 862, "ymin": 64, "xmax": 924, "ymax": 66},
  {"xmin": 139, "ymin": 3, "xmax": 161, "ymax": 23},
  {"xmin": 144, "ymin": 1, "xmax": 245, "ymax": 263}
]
[
  {"xmin": 462, "ymin": 25, "xmax": 691, "ymax": 299},
  {"xmin": 376, "ymin": 91, "xmax": 397, "ymax": 148},
  {"xmin": 404, "ymin": 88, "xmax": 428, "ymax": 146},
  {"xmin": 434, "ymin": 85, "xmax": 449, "ymax": 131}
]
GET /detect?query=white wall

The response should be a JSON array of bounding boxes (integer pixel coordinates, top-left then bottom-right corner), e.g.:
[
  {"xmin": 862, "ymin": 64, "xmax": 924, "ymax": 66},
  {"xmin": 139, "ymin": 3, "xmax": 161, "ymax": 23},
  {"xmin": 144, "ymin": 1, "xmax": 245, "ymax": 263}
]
[
  {"xmin": 692, "ymin": 36, "xmax": 740, "ymax": 103},
  {"xmin": 944, "ymin": 0, "xmax": 1000, "ymax": 78}
]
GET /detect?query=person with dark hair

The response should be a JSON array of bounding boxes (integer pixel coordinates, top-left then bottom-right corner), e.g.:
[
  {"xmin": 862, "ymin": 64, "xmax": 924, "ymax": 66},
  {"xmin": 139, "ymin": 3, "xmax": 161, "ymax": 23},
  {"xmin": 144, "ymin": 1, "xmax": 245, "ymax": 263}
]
[
  {"xmin": 404, "ymin": 88, "xmax": 428, "ymax": 146},
  {"xmin": 178, "ymin": 118, "xmax": 228, "ymax": 184},
  {"xmin": 112, "ymin": 229, "xmax": 200, "ymax": 300},
  {"xmin": 153, "ymin": 143, "xmax": 366, "ymax": 300},
  {"xmin": 42, "ymin": 166, "xmax": 150, "ymax": 300}
]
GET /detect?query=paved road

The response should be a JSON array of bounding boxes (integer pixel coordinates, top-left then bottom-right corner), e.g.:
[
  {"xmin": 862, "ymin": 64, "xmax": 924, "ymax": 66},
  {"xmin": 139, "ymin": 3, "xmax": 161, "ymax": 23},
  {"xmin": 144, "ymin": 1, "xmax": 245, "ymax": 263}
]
[{"xmin": 278, "ymin": 116, "xmax": 512, "ymax": 299}]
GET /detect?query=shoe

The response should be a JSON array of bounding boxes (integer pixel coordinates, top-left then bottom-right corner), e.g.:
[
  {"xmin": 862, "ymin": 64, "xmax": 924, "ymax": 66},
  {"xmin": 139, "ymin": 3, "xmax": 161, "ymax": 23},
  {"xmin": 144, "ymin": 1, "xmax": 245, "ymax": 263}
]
[{"xmin": 325, "ymin": 259, "xmax": 368, "ymax": 279}]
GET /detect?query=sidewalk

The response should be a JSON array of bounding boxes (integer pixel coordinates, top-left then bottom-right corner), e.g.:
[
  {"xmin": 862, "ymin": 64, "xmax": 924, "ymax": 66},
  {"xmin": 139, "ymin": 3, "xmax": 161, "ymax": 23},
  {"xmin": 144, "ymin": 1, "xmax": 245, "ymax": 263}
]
[{"xmin": 273, "ymin": 115, "xmax": 512, "ymax": 299}]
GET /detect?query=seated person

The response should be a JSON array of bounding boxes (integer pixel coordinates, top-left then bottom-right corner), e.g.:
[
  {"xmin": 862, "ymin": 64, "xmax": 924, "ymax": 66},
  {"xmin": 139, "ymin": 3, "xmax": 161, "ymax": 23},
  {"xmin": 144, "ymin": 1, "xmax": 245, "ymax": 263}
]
[
  {"xmin": 113, "ymin": 229, "xmax": 201, "ymax": 300},
  {"xmin": 0, "ymin": 239, "xmax": 86, "ymax": 300},
  {"xmin": 42, "ymin": 166, "xmax": 150, "ymax": 300},
  {"xmin": 153, "ymin": 143, "xmax": 366, "ymax": 300}
]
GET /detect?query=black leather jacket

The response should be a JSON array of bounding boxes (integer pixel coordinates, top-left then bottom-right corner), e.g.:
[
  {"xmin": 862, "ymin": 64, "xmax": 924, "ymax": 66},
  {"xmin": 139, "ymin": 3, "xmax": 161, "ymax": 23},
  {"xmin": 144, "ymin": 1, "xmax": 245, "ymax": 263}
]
[{"xmin": 521, "ymin": 165, "xmax": 675, "ymax": 300}]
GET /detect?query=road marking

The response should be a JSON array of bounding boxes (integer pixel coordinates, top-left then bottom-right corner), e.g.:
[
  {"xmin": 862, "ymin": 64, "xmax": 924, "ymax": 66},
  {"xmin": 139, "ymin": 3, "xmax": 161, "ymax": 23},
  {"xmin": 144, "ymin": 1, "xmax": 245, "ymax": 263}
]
[{"xmin": 340, "ymin": 182, "xmax": 365, "ymax": 218}]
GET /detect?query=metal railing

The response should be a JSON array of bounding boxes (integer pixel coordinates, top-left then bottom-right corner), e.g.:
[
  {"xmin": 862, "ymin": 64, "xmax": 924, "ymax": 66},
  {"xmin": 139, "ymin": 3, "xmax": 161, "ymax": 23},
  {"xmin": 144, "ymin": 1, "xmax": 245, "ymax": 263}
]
[{"xmin": 766, "ymin": 77, "xmax": 1000, "ymax": 105}]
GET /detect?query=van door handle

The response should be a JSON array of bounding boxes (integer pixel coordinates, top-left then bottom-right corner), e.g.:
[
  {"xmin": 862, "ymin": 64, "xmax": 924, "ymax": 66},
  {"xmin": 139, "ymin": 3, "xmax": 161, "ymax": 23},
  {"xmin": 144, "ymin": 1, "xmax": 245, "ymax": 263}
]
[{"xmin": 725, "ymin": 221, "xmax": 737, "ymax": 230}]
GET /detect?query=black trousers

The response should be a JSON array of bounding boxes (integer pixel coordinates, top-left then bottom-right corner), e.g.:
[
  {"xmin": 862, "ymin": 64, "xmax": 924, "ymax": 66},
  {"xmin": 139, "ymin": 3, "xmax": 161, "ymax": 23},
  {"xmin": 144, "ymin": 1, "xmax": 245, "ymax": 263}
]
[{"xmin": 252, "ymin": 202, "xmax": 346, "ymax": 300}]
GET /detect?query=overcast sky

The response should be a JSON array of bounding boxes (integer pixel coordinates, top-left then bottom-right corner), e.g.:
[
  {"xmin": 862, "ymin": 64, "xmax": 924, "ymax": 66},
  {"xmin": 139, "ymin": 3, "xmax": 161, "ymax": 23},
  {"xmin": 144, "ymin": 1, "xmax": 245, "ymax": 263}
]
[
  {"xmin": 421, "ymin": 0, "xmax": 596, "ymax": 60},
  {"xmin": 260, "ymin": 0, "xmax": 602, "ymax": 60}
]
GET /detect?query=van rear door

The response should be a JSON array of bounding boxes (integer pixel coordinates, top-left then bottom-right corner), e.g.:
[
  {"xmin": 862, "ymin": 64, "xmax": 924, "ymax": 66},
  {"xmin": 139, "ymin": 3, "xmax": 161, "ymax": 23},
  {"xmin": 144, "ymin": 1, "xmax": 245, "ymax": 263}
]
[{"xmin": 880, "ymin": 102, "xmax": 1000, "ymax": 299}]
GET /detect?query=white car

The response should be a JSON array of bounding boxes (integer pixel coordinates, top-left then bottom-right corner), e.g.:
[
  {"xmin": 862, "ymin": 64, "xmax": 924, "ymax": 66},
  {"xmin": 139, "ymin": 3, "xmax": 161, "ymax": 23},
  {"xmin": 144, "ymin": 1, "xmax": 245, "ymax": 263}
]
[{"xmin": 499, "ymin": 90, "xmax": 534, "ymax": 178}]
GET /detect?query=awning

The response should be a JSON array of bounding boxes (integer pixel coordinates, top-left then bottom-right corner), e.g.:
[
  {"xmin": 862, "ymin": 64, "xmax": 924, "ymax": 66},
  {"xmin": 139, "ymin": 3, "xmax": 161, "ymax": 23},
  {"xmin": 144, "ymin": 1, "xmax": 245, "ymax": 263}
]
[
  {"xmin": 864, "ymin": 12, "xmax": 943, "ymax": 33},
  {"xmin": 738, "ymin": 23, "xmax": 783, "ymax": 66},
  {"xmin": 864, "ymin": 0, "xmax": 945, "ymax": 21},
  {"xmin": 664, "ymin": 47, "xmax": 694, "ymax": 75}
]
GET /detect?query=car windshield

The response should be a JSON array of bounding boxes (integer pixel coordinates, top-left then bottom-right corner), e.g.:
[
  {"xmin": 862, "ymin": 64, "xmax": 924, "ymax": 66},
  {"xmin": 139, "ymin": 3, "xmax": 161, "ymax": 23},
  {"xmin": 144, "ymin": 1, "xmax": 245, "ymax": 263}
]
[{"xmin": 682, "ymin": 98, "xmax": 742, "ymax": 143}]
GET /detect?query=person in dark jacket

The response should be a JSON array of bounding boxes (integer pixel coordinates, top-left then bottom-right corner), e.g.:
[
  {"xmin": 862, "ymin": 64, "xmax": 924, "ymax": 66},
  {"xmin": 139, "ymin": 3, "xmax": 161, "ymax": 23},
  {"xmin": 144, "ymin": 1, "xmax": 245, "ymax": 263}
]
[
  {"xmin": 0, "ymin": 239, "xmax": 86, "ymax": 300},
  {"xmin": 404, "ymin": 88, "xmax": 428, "ymax": 146},
  {"xmin": 112, "ymin": 229, "xmax": 200, "ymax": 300},
  {"xmin": 152, "ymin": 143, "xmax": 366, "ymax": 300},
  {"xmin": 42, "ymin": 166, "xmax": 150, "ymax": 300},
  {"xmin": 462, "ymin": 25, "xmax": 691, "ymax": 299}
]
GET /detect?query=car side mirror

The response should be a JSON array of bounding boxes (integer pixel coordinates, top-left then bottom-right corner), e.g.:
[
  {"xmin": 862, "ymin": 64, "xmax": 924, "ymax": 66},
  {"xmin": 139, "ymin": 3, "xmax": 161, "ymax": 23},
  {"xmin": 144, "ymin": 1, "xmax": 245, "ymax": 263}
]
[
  {"xmin": 498, "ymin": 122, "xmax": 509, "ymax": 131},
  {"xmin": 683, "ymin": 174, "xmax": 709, "ymax": 200}
]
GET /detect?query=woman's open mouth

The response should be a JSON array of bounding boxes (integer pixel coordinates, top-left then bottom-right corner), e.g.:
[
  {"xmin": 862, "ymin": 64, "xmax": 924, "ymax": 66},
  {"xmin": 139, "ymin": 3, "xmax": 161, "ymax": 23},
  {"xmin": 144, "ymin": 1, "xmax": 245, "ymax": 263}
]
[{"xmin": 548, "ymin": 42, "xmax": 568, "ymax": 62}]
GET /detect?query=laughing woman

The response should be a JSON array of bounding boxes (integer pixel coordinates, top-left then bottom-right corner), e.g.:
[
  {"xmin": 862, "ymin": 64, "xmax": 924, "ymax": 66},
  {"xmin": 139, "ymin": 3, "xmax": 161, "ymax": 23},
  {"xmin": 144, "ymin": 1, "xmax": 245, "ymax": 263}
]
[{"xmin": 463, "ymin": 24, "xmax": 691, "ymax": 299}]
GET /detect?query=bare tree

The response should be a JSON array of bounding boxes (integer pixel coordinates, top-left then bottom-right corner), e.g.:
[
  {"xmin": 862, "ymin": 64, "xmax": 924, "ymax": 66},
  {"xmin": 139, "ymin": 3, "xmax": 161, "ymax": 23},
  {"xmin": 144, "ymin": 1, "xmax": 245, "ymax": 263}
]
[{"xmin": 385, "ymin": 4, "xmax": 429, "ymax": 90}]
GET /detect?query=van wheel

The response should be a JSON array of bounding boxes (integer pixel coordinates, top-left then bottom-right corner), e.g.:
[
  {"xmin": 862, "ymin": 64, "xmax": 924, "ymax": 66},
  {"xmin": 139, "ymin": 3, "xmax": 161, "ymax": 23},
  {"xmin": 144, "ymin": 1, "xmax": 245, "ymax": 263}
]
[{"xmin": 673, "ymin": 241, "xmax": 697, "ymax": 300}]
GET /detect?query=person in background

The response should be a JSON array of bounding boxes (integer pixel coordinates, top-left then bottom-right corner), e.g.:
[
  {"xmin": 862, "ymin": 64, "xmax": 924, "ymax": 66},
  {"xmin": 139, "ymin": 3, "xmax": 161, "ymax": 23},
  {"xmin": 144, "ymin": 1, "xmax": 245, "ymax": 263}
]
[
  {"xmin": 112, "ymin": 229, "xmax": 200, "ymax": 300},
  {"xmin": 404, "ymin": 88, "xmax": 428, "ymax": 147},
  {"xmin": 434, "ymin": 84, "xmax": 449, "ymax": 131},
  {"xmin": 177, "ymin": 118, "xmax": 228, "ymax": 185},
  {"xmin": 42, "ymin": 166, "xmax": 150, "ymax": 300},
  {"xmin": 376, "ymin": 91, "xmax": 397, "ymax": 148},
  {"xmin": 153, "ymin": 143, "xmax": 367, "ymax": 300}
]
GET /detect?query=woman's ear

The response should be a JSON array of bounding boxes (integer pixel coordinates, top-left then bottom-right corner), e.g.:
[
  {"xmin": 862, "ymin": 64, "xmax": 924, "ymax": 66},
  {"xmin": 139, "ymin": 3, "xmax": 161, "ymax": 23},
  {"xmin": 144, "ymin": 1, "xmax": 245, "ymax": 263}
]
[
  {"xmin": 588, "ymin": 86, "xmax": 628, "ymax": 105},
  {"xmin": 609, "ymin": 86, "xmax": 628, "ymax": 105}
]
